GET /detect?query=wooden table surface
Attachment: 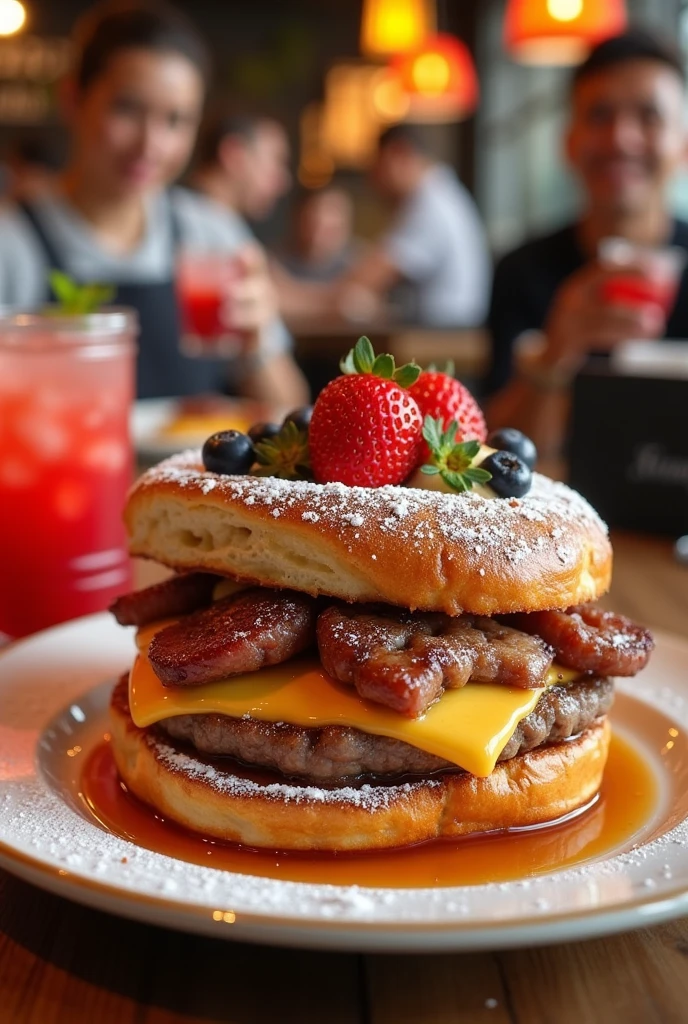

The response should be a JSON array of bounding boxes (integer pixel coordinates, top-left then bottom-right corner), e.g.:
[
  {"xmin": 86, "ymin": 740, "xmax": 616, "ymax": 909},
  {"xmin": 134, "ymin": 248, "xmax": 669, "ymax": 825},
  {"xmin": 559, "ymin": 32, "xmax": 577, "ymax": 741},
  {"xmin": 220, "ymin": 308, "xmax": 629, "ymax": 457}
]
[{"xmin": 1, "ymin": 533, "xmax": 687, "ymax": 1023}]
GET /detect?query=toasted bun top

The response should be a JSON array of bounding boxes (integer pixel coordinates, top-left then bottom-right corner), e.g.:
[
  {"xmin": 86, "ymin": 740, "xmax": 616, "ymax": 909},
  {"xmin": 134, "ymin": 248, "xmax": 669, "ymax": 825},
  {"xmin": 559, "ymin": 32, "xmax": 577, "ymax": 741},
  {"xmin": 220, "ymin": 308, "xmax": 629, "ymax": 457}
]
[{"xmin": 125, "ymin": 452, "xmax": 612, "ymax": 616}]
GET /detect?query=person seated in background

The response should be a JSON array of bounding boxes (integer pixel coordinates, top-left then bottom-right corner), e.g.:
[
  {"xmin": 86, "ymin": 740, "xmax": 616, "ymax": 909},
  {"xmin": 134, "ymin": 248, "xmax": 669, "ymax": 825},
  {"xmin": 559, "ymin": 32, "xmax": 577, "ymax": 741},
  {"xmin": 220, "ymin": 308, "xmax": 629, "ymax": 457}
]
[
  {"xmin": 273, "ymin": 124, "xmax": 491, "ymax": 329},
  {"xmin": 340, "ymin": 123, "xmax": 491, "ymax": 327},
  {"xmin": 0, "ymin": 1, "xmax": 307, "ymax": 408},
  {"xmin": 485, "ymin": 29, "xmax": 688, "ymax": 458},
  {"xmin": 276, "ymin": 184, "xmax": 358, "ymax": 282},
  {"xmin": 189, "ymin": 113, "xmax": 291, "ymax": 228}
]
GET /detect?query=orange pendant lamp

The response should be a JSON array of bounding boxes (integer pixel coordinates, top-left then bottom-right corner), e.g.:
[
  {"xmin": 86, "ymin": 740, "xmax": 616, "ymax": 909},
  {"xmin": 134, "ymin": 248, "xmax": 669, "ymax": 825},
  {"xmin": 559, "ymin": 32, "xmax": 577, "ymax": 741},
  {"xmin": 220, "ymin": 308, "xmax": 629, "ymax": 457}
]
[
  {"xmin": 390, "ymin": 33, "xmax": 479, "ymax": 122},
  {"xmin": 361, "ymin": 0, "xmax": 436, "ymax": 58},
  {"xmin": 505, "ymin": 0, "xmax": 627, "ymax": 66}
]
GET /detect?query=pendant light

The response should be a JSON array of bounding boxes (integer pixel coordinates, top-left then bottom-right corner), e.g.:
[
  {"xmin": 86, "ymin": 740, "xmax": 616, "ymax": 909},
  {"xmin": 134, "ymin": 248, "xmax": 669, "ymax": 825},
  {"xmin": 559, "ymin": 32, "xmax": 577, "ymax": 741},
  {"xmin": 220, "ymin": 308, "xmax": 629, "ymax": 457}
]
[
  {"xmin": 361, "ymin": 0, "xmax": 436, "ymax": 58},
  {"xmin": 504, "ymin": 0, "xmax": 627, "ymax": 66},
  {"xmin": 0, "ymin": 0, "xmax": 26, "ymax": 36},
  {"xmin": 390, "ymin": 33, "xmax": 478, "ymax": 122}
]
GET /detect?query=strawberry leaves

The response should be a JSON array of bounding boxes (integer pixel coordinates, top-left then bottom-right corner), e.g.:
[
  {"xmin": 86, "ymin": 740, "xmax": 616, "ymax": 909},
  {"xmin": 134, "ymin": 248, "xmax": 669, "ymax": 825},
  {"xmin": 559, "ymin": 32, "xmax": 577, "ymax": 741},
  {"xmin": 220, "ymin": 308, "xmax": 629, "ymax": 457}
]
[
  {"xmin": 340, "ymin": 336, "xmax": 420, "ymax": 388},
  {"xmin": 421, "ymin": 416, "xmax": 492, "ymax": 493},
  {"xmin": 426, "ymin": 359, "xmax": 456, "ymax": 378},
  {"xmin": 253, "ymin": 420, "xmax": 311, "ymax": 480}
]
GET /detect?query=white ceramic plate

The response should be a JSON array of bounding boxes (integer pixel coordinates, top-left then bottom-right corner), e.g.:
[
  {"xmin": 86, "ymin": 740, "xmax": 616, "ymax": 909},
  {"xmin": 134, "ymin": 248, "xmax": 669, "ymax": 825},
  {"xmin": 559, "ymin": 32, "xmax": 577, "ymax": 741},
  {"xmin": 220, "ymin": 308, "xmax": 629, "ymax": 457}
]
[{"xmin": 1, "ymin": 614, "xmax": 688, "ymax": 953}]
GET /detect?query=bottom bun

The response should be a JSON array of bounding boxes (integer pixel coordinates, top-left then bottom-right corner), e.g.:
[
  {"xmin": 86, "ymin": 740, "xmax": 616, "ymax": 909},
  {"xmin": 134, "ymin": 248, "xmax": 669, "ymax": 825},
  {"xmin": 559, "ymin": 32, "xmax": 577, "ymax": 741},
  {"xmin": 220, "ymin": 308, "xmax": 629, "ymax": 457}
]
[{"xmin": 110, "ymin": 677, "xmax": 611, "ymax": 852}]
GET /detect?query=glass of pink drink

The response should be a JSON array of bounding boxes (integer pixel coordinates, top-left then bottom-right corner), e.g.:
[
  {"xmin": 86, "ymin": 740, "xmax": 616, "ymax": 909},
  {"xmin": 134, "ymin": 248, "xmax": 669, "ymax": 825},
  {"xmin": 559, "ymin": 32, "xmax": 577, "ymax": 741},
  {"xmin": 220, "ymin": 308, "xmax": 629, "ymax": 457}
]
[
  {"xmin": 176, "ymin": 251, "xmax": 248, "ymax": 358},
  {"xmin": 599, "ymin": 237, "xmax": 687, "ymax": 319},
  {"xmin": 0, "ymin": 310, "xmax": 137, "ymax": 639}
]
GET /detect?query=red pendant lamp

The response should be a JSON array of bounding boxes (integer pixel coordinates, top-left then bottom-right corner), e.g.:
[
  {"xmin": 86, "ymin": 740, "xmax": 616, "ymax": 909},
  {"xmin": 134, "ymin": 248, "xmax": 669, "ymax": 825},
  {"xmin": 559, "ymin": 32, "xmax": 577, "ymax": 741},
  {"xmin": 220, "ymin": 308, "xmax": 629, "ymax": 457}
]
[
  {"xmin": 390, "ymin": 33, "xmax": 479, "ymax": 122},
  {"xmin": 505, "ymin": 0, "xmax": 627, "ymax": 66}
]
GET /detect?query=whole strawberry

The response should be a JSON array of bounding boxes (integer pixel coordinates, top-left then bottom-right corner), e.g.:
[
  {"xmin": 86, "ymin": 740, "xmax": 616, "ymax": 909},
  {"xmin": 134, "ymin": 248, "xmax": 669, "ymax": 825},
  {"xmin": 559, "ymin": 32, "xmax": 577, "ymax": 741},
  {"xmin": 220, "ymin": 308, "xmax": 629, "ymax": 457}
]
[
  {"xmin": 408, "ymin": 366, "xmax": 486, "ymax": 463},
  {"xmin": 310, "ymin": 337, "xmax": 422, "ymax": 487}
]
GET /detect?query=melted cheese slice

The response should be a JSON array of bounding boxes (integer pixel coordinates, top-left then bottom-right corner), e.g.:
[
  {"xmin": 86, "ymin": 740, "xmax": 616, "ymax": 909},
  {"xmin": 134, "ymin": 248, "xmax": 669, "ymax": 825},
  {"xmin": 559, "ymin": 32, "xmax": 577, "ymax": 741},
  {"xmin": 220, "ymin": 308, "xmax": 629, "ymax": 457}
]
[{"xmin": 131, "ymin": 621, "xmax": 578, "ymax": 778}]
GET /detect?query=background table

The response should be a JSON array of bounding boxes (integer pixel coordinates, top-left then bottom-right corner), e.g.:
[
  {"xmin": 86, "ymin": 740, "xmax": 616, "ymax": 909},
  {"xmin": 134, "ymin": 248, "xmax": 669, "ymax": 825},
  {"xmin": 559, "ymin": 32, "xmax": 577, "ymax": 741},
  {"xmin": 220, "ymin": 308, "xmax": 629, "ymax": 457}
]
[
  {"xmin": 1, "ymin": 532, "xmax": 687, "ymax": 1023},
  {"xmin": 291, "ymin": 323, "xmax": 488, "ymax": 398}
]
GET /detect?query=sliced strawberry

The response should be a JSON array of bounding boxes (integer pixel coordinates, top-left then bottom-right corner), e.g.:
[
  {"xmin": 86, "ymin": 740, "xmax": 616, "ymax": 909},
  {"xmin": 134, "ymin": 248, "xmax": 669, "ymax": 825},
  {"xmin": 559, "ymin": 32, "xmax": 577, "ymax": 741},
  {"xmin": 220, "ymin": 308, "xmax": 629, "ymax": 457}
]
[
  {"xmin": 309, "ymin": 337, "xmax": 422, "ymax": 487},
  {"xmin": 408, "ymin": 371, "xmax": 486, "ymax": 463}
]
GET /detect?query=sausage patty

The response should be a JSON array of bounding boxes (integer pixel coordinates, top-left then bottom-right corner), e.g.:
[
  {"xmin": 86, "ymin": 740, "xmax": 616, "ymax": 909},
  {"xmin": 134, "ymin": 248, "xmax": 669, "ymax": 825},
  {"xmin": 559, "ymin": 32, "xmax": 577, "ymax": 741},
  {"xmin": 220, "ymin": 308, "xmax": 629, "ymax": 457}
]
[
  {"xmin": 317, "ymin": 604, "xmax": 554, "ymax": 718},
  {"xmin": 505, "ymin": 604, "xmax": 654, "ymax": 677},
  {"xmin": 148, "ymin": 588, "xmax": 318, "ymax": 686},
  {"xmin": 155, "ymin": 675, "xmax": 614, "ymax": 782},
  {"xmin": 110, "ymin": 572, "xmax": 220, "ymax": 627}
]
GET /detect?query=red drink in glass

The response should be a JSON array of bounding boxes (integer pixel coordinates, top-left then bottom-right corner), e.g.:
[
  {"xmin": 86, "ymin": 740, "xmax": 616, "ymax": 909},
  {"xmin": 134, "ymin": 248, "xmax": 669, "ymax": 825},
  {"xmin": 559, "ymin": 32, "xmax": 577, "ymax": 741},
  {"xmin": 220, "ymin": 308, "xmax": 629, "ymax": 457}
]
[
  {"xmin": 182, "ymin": 289, "xmax": 224, "ymax": 339},
  {"xmin": 600, "ymin": 237, "xmax": 686, "ymax": 320},
  {"xmin": 602, "ymin": 275, "xmax": 679, "ymax": 316},
  {"xmin": 0, "ymin": 311, "xmax": 137, "ymax": 639},
  {"xmin": 177, "ymin": 252, "xmax": 246, "ymax": 357}
]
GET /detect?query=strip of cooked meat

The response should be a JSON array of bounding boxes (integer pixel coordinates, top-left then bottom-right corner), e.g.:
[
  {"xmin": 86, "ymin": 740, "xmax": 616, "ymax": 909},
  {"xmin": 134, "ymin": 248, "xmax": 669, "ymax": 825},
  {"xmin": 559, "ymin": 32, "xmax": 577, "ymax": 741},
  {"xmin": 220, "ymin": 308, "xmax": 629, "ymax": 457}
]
[
  {"xmin": 110, "ymin": 573, "xmax": 220, "ymax": 627},
  {"xmin": 150, "ymin": 676, "xmax": 614, "ymax": 782},
  {"xmin": 148, "ymin": 588, "xmax": 318, "ymax": 686},
  {"xmin": 316, "ymin": 605, "xmax": 554, "ymax": 718},
  {"xmin": 504, "ymin": 604, "xmax": 654, "ymax": 677}
]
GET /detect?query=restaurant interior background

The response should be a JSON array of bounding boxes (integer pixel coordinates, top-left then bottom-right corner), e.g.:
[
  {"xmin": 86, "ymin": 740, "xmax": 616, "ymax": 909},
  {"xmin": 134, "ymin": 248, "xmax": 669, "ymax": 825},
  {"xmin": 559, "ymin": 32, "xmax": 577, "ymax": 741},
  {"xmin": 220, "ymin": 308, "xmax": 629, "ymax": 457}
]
[
  {"xmin": 2, "ymin": 0, "xmax": 687, "ymax": 254},
  {"xmin": 3, "ymin": 5, "xmax": 688, "ymax": 1003}
]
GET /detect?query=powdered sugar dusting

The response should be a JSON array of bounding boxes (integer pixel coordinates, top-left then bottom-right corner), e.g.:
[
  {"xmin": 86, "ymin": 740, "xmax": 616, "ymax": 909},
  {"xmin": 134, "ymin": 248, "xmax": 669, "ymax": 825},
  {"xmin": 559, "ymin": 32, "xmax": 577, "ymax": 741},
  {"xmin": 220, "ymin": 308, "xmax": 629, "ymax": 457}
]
[
  {"xmin": 152, "ymin": 734, "xmax": 439, "ymax": 810},
  {"xmin": 141, "ymin": 452, "xmax": 609, "ymax": 574}
]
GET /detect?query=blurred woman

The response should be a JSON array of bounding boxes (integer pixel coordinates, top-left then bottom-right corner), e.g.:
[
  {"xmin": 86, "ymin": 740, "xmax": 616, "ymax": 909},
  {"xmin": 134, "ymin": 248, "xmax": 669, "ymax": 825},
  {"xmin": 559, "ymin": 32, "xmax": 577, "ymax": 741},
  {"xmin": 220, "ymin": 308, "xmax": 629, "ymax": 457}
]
[{"xmin": 0, "ymin": 0, "xmax": 307, "ymax": 406}]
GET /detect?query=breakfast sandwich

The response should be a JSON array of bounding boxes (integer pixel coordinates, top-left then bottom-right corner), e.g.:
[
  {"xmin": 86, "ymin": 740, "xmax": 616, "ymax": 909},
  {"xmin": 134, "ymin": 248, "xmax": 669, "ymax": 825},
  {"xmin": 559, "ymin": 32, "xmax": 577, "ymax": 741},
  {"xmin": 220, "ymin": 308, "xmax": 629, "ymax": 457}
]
[{"xmin": 110, "ymin": 340, "xmax": 653, "ymax": 851}]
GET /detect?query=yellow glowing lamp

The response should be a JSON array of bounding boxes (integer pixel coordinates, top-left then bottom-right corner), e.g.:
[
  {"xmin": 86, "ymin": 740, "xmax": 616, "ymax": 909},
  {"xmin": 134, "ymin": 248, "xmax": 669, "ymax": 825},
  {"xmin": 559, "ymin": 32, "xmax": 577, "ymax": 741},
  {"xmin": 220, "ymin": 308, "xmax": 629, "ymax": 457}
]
[
  {"xmin": 504, "ymin": 0, "xmax": 627, "ymax": 66},
  {"xmin": 0, "ymin": 0, "xmax": 25, "ymax": 36},
  {"xmin": 361, "ymin": 0, "xmax": 436, "ymax": 58},
  {"xmin": 391, "ymin": 33, "xmax": 479, "ymax": 122}
]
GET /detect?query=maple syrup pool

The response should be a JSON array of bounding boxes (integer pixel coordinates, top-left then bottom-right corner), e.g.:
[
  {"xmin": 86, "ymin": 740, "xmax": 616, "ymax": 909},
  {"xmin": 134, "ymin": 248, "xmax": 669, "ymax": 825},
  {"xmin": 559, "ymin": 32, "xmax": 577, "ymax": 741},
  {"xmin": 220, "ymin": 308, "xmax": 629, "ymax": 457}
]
[{"xmin": 79, "ymin": 730, "xmax": 657, "ymax": 888}]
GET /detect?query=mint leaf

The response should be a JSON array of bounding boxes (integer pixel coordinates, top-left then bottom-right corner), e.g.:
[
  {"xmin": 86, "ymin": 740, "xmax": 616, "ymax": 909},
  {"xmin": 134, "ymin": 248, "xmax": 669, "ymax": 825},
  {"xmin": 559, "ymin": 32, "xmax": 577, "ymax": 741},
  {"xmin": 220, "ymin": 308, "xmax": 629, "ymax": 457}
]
[
  {"xmin": 49, "ymin": 270, "xmax": 79, "ymax": 307},
  {"xmin": 48, "ymin": 270, "xmax": 114, "ymax": 314}
]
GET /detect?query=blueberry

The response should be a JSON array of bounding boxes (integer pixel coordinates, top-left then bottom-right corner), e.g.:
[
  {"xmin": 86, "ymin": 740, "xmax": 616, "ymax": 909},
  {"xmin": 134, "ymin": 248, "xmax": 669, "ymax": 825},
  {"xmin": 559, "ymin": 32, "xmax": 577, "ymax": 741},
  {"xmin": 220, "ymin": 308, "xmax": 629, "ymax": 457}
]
[
  {"xmin": 487, "ymin": 427, "xmax": 537, "ymax": 470},
  {"xmin": 480, "ymin": 450, "xmax": 532, "ymax": 498},
  {"xmin": 282, "ymin": 406, "xmax": 313, "ymax": 431},
  {"xmin": 202, "ymin": 430, "xmax": 255, "ymax": 475},
  {"xmin": 248, "ymin": 421, "xmax": 281, "ymax": 445}
]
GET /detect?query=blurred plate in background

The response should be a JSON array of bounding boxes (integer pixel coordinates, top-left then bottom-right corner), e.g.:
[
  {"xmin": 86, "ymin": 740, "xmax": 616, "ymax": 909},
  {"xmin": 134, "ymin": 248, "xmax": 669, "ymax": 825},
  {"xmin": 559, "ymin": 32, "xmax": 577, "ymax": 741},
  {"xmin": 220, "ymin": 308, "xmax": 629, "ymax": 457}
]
[{"xmin": 131, "ymin": 396, "xmax": 269, "ymax": 462}]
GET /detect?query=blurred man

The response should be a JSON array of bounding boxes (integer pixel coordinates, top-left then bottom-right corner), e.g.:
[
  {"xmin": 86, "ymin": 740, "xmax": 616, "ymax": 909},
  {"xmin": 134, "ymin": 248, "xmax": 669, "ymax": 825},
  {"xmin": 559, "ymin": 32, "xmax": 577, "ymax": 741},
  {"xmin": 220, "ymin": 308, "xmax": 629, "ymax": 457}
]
[
  {"xmin": 486, "ymin": 29, "xmax": 688, "ymax": 455},
  {"xmin": 341, "ymin": 124, "xmax": 491, "ymax": 326},
  {"xmin": 191, "ymin": 114, "xmax": 291, "ymax": 224}
]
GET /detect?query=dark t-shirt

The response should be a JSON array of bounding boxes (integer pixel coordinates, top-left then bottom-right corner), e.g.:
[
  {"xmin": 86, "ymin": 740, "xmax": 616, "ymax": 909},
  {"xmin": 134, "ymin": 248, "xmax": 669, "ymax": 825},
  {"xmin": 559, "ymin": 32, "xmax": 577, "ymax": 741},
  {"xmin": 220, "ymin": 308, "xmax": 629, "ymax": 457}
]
[{"xmin": 485, "ymin": 218, "xmax": 688, "ymax": 395}]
